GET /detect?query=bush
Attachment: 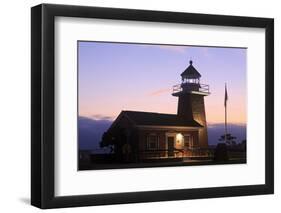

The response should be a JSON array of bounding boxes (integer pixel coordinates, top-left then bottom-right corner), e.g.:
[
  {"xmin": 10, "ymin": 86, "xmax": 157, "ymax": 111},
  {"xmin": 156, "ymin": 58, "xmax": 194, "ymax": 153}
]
[{"xmin": 214, "ymin": 143, "xmax": 229, "ymax": 162}]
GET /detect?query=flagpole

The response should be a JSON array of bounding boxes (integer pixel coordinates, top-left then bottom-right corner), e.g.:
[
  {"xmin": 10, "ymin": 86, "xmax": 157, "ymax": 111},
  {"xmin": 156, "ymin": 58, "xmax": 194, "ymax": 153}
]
[
  {"xmin": 225, "ymin": 99, "xmax": 227, "ymax": 144},
  {"xmin": 224, "ymin": 83, "xmax": 228, "ymax": 144}
]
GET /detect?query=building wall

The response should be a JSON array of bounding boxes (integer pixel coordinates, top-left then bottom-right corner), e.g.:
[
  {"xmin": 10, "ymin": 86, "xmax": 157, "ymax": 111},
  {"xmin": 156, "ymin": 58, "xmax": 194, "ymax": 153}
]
[
  {"xmin": 138, "ymin": 129, "xmax": 166, "ymax": 159},
  {"xmin": 137, "ymin": 128, "xmax": 201, "ymax": 159},
  {"xmin": 190, "ymin": 94, "xmax": 208, "ymax": 148},
  {"xmin": 177, "ymin": 93, "xmax": 209, "ymax": 148}
]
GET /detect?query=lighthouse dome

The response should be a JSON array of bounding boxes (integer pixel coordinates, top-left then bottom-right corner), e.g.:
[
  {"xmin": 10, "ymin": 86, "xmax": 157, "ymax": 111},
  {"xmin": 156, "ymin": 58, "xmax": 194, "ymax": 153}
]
[{"xmin": 181, "ymin": 60, "xmax": 201, "ymax": 80}]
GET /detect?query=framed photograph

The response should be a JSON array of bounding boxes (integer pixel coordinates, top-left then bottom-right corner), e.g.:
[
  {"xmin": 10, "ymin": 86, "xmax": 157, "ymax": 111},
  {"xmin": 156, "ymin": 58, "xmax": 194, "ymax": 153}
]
[{"xmin": 31, "ymin": 4, "xmax": 274, "ymax": 209}]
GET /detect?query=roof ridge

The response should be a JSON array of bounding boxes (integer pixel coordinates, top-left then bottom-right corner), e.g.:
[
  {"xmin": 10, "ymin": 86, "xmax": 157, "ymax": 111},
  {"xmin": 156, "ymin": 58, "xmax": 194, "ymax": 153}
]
[
  {"xmin": 122, "ymin": 110, "xmax": 176, "ymax": 116},
  {"xmin": 114, "ymin": 110, "xmax": 203, "ymax": 128}
]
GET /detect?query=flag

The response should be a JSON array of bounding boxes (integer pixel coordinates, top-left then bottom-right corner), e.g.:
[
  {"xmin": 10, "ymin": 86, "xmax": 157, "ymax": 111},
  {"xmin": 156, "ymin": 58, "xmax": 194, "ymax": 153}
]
[{"xmin": 224, "ymin": 83, "xmax": 228, "ymax": 107}]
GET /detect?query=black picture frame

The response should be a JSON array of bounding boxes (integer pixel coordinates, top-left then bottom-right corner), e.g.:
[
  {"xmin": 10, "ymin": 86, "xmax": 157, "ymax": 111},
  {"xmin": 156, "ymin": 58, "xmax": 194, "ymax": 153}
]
[{"xmin": 31, "ymin": 3, "xmax": 274, "ymax": 209}]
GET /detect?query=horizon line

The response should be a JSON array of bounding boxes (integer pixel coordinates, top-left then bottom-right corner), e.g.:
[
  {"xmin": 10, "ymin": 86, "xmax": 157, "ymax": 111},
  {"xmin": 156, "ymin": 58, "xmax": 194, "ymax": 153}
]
[{"xmin": 79, "ymin": 115, "xmax": 246, "ymax": 126}]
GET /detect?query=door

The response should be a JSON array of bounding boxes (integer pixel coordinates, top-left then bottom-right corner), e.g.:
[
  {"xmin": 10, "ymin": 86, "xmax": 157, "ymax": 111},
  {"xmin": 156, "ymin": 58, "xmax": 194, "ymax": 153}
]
[{"xmin": 167, "ymin": 136, "xmax": 174, "ymax": 157}]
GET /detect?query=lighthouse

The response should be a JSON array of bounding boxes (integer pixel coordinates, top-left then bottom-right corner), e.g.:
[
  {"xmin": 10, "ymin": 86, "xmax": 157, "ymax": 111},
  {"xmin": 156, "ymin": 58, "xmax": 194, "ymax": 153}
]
[
  {"xmin": 104, "ymin": 59, "xmax": 211, "ymax": 162},
  {"xmin": 172, "ymin": 60, "xmax": 210, "ymax": 148}
]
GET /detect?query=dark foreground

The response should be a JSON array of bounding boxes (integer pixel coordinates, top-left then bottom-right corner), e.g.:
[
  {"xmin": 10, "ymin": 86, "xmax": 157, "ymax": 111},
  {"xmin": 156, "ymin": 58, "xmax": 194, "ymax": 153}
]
[
  {"xmin": 79, "ymin": 143, "xmax": 246, "ymax": 170},
  {"xmin": 79, "ymin": 156, "xmax": 246, "ymax": 170}
]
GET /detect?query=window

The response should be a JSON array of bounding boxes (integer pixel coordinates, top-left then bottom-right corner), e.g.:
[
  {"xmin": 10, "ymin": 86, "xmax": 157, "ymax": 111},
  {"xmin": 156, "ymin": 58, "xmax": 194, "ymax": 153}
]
[
  {"xmin": 147, "ymin": 135, "xmax": 159, "ymax": 150},
  {"xmin": 184, "ymin": 135, "xmax": 192, "ymax": 148}
]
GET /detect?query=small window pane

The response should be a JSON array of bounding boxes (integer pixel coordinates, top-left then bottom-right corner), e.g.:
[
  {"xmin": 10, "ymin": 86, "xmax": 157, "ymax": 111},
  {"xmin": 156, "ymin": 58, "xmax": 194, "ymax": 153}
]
[
  {"xmin": 184, "ymin": 135, "xmax": 191, "ymax": 147},
  {"xmin": 147, "ymin": 135, "xmax": 158, "ymax": 150}
]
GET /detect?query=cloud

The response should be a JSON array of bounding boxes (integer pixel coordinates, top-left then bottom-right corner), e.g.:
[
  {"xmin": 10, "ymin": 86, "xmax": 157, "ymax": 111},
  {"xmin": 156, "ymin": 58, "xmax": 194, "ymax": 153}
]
[
  {"xmin": 147, "ymin": 87, "xmax": 171, "ymax": 96},
  {"xmin": 89, "ymin": 114, "xmax": 114, "ymax": 121}
]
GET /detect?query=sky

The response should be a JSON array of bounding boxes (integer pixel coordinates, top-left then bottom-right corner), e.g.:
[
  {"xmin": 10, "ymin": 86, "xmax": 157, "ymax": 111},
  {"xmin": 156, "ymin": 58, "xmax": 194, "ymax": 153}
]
[{"xmin": 78, "ymin": 41, "xmax": 247, "ymax": 124}]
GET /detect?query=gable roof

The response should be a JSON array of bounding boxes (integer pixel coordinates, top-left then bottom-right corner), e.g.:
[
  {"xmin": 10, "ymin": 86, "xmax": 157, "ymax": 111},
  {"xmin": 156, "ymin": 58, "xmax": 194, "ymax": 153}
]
[
  {"xmin": 181, "ymin": 60, "xmax": 201, "ymax": 79},
  {"xmin": 120, "ymin": 110, "xmax": 203, "ymax": 127}
]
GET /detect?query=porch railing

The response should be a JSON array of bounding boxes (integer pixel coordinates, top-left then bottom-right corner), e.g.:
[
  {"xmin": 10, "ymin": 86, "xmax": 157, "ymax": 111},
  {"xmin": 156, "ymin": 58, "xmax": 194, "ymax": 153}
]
[{"xmin": 139, "ymin": 147, "xmax": 211, "ymax": 159}]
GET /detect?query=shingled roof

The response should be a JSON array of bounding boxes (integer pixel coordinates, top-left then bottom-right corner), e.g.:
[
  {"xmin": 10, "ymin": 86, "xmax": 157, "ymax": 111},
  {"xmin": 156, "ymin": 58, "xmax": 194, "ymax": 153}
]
[
  {"xmin": 181, "ymin": 60, "xmax": 201, "ymax": 79},
  {"xmin": 120, "ymin": 110, "xmax": 203, "ymax": 127}
]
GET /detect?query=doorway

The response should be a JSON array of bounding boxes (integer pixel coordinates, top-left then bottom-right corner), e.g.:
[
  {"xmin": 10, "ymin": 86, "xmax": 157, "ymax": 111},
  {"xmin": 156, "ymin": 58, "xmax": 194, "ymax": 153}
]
[{"xmin": 167, "ymin": 136, "xmax": 175, "ymax": 157}]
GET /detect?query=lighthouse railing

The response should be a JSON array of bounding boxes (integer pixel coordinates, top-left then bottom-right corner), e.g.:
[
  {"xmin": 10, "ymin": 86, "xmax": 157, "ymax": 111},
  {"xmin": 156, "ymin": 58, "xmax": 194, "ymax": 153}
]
[
  {"xmin": 172, "ymin": 83, "xmax": 210, "ymax": 94},
  {"xmin": 172, "ymin": 84, "xmax": 182, "ymax": 93},
  {"xmin": 199, "ymin": 84, "xmax": 210, "ymax": 93}
]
